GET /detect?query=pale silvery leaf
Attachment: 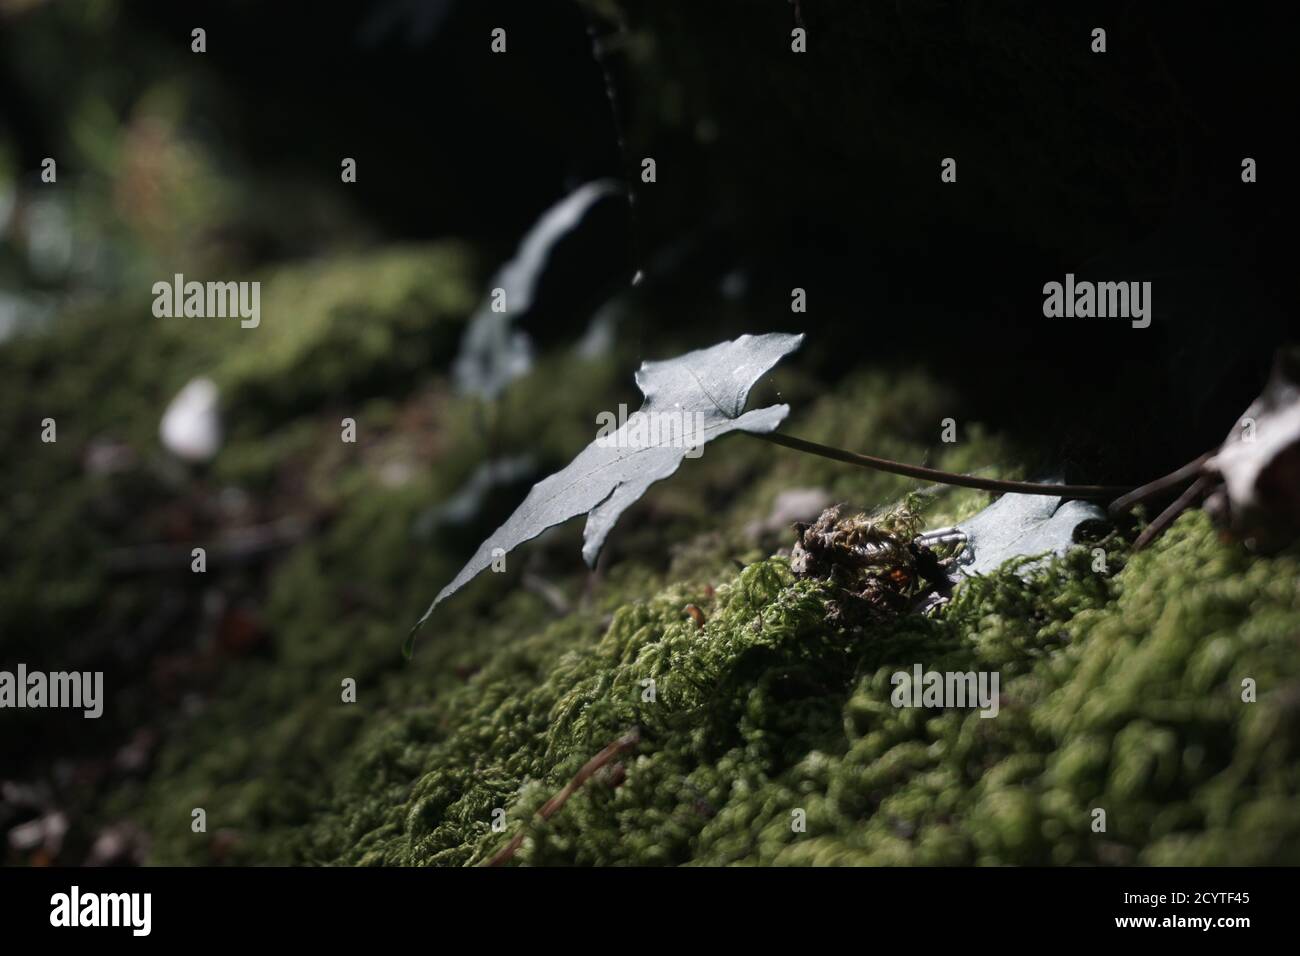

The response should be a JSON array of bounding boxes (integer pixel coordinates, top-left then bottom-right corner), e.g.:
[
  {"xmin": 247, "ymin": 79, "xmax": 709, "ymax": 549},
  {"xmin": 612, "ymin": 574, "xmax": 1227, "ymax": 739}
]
[
  {"xmin": 453, "ymin": 180, "xmax": 625, "ymax": 399},
  {"xmin": 951, "ymin": 488, "xmax": 1107, "ymax": 579},
  {"xmin": 412, "ymin": 332, "xmax": 804, "ymax": 639}
]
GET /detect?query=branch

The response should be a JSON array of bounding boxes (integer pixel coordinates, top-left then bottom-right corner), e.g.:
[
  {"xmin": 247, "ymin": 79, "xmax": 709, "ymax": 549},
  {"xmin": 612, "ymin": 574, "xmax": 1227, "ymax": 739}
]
[
  {"xmin": 754, "ymin": 431, "xmax": 1131, "ymax": 500},
  {"xmin": 1108, "ymin": 452, "xmax": 1212, "ymax": 517}
]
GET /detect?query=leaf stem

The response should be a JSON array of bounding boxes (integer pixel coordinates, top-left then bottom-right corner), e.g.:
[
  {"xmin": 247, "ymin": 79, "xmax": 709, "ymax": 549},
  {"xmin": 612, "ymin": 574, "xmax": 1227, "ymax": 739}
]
[{"xmin": 753, "ymin": 431, "xmax": 1131, "ymax": 500}]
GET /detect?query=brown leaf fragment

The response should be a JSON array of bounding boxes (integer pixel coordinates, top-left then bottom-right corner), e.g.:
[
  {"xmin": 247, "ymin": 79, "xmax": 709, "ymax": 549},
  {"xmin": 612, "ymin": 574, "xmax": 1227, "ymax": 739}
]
[{"xmin": 1205, "ymin": 349, "xmax": 1300, "ymax": 550}]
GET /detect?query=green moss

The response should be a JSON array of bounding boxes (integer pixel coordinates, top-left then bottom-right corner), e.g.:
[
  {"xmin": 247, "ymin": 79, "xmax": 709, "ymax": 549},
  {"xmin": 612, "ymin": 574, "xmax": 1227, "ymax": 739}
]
[
  {"xmin": 11, "ymin": 247, "xmax": 1294, "ymax": 865},
  {"xmin": 124, "ymin": 490, "xmax": 1300, "ymax": 865},
  {"xmin": 0, "ymin": 243, "xmax": 478, "ymax": 643},
  {"xmin": 0, "ymin": 242, "xmax": 481, "ymax": 828},
  {"xmin": 211, "ymin": 243, "xmax": 479, "ymax": 431}
]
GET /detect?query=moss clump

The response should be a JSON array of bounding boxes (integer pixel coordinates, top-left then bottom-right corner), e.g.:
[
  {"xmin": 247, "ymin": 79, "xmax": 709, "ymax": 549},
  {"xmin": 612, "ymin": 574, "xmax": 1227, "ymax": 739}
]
[
  {"xmin": 0, "ymin": 242, "xmax": 478, "ymax": 653},
  {"xmin": 0, "ymin": 242, "xmax": 480, "ymax": 856},
  {"xmin": 209, "ymin": 243, "xmax": 479, "ymax": 433},
  {"xmin": 359, "ymin": 512, "xmax": 1300, "ymax": 866},
  {"xmin": 80, "ymin": 317, "xmax": 1295, "ymax": 867},
  {"xmin": 23, "ymin": 246, "xmax": 1287, "ymax": 865},
  {"xmin": 125, "ymin": 502, "xmax": 1300, "ymax": 866}
]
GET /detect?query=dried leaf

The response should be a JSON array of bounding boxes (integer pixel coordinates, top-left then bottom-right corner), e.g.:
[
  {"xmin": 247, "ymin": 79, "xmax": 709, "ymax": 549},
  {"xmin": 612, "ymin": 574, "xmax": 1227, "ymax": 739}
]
[
  {"xmin": 410, "ymin": 332, "xmax": 804, "ymax": 646},
  {"xmin": 952, "ymin": 489, "xmax": 1108, "ymax": 579},
  {"xmin": 1205, "ymin": 349, "xmax": 1300, "ymax": 549}
]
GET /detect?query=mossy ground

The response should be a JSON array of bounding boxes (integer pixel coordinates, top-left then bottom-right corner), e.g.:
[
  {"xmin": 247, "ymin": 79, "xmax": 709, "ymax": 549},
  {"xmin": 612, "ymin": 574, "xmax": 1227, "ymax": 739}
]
[
  {"xmin": 118, "ymin": 507, "xmax": 1300, "ymax": 866},
  {"xmin": 4, "ymin": 245, "xmax": 1298, "ymax": 867},
  {"xmin": 4, "ymin": 0, "xmax": 1293, "ymax": 871}
]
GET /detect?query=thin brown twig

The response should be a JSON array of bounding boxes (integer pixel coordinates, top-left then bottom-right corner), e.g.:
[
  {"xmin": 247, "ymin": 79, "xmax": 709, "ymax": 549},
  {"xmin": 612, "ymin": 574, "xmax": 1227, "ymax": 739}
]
[
  {"xmin": 754, "ymin": 431, "xmax": 1131, "ymax": 500},
  {"xmin": 484, "ymin": 728, "xmax": 641, "ymax": 867},
  {"xmin": 1133, "ymin": 474, "xmax": 1214, "ymax": 551},
  {"xmin": 1108, "ymin": 451, "xmax": 1213, "ymax": 518}
]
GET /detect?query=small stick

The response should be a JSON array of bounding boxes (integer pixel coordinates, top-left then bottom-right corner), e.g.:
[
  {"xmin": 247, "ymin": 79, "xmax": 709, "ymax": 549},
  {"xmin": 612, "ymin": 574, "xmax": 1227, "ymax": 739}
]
[
  {"xmin": 754, "ymin": 432, "xmax": 1130, "ymax": 500},
  {"xmin": 1133, "ymin": 475, "xmax": 1214, "ymax": 551},
  {"xmin": 484, "ymin": 728, "xmax": 641, "ymax": 867}
]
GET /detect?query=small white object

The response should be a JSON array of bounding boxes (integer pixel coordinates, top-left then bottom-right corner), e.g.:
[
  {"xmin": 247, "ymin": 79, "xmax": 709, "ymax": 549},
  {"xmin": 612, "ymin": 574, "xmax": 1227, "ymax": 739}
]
[{"xmin": 160, "ymin": 376, "xmax": 222, "ymax": 462}]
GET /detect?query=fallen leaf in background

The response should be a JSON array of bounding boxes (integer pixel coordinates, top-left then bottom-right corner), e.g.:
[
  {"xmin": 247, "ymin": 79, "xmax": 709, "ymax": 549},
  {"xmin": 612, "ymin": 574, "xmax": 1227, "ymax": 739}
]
[
  {"xmin": 159, "ymin": 376, "xmax": 222, "ymax": 462},
  {"xmin": 416, "ymin": 454, "xmax": 537, "ymax": 533},
  {"xmin": 453, "ymin": 179, "xmax": 626, "ymax": 399}
]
